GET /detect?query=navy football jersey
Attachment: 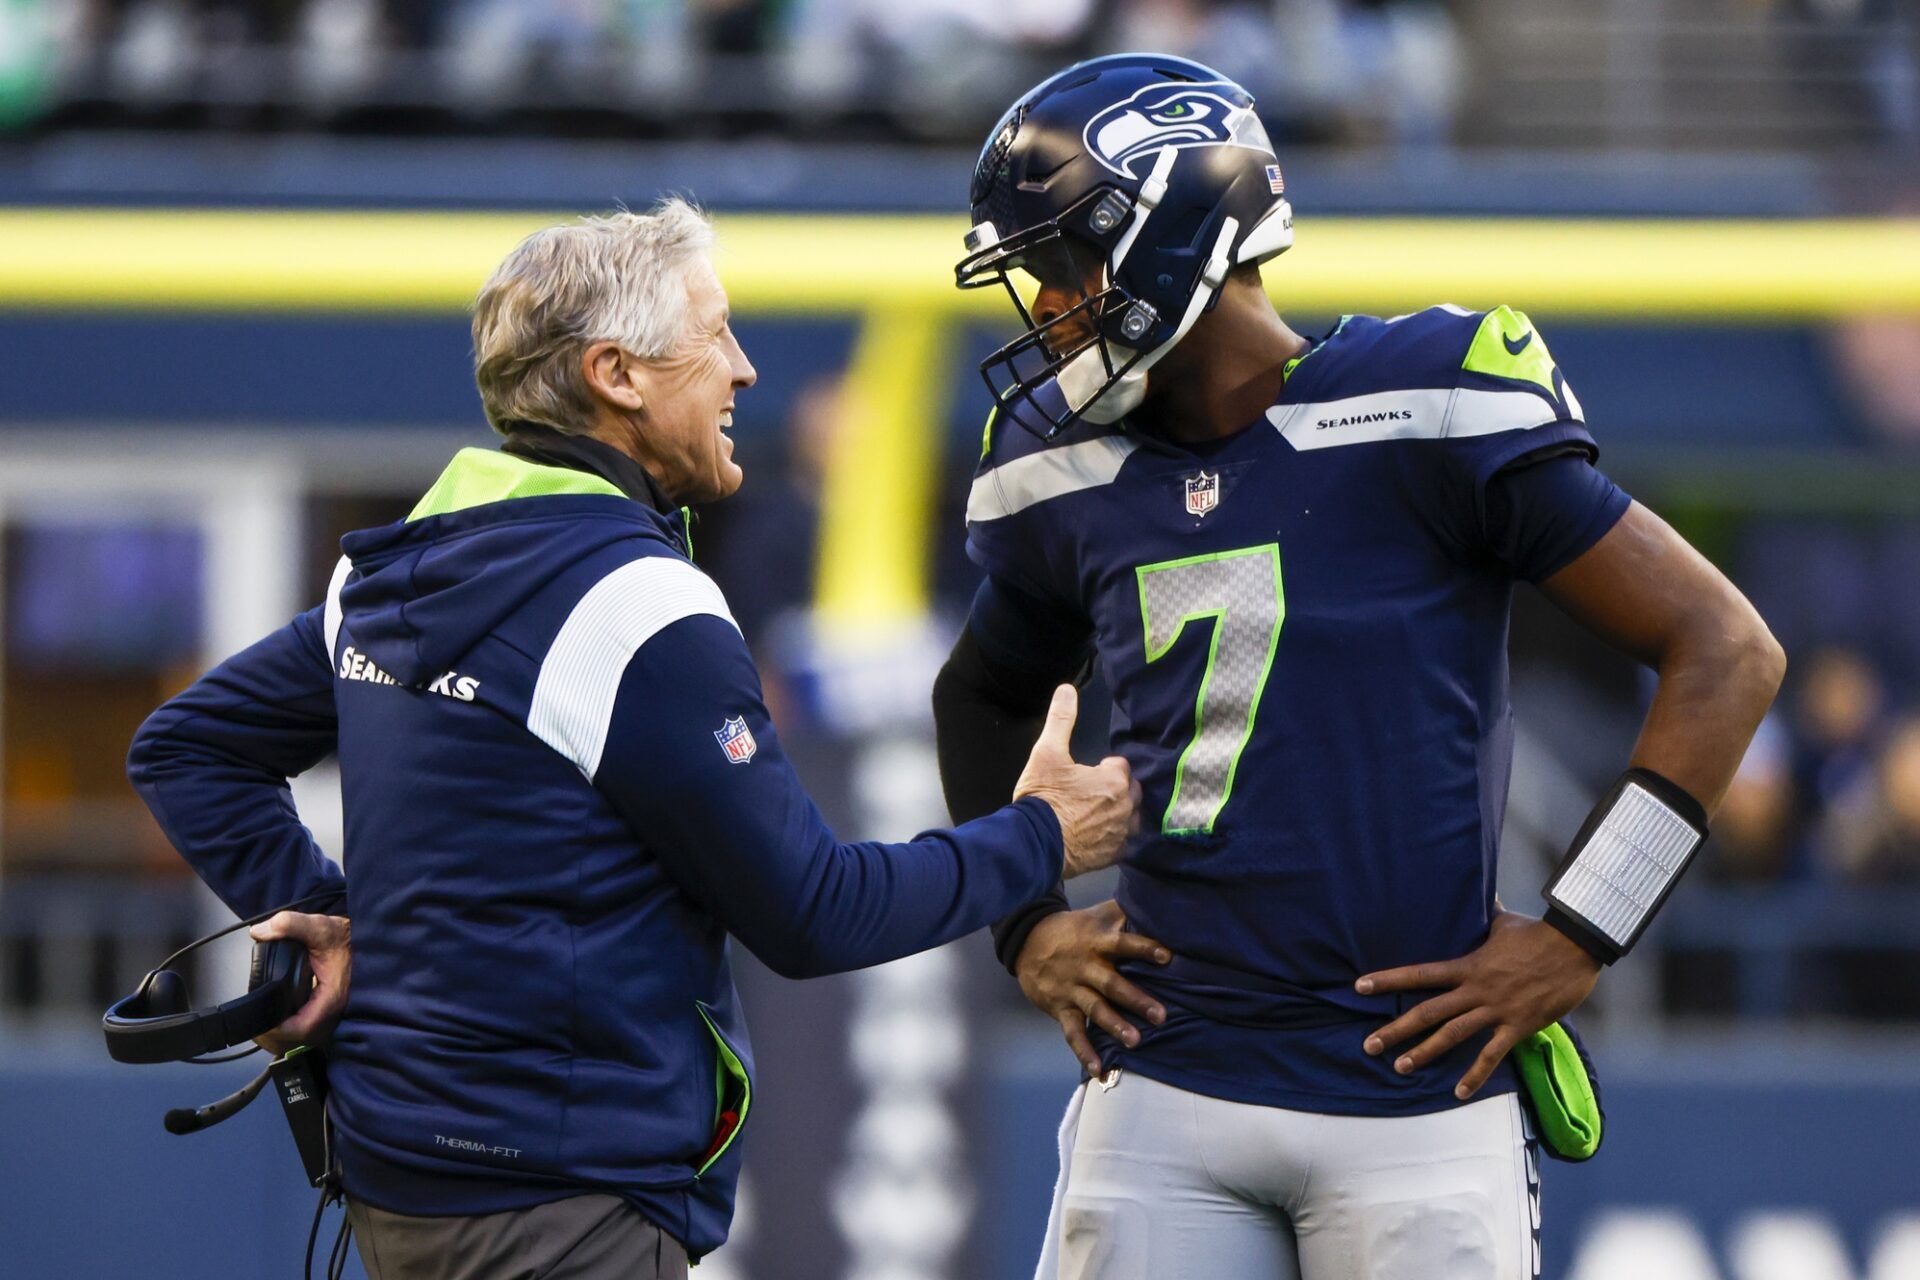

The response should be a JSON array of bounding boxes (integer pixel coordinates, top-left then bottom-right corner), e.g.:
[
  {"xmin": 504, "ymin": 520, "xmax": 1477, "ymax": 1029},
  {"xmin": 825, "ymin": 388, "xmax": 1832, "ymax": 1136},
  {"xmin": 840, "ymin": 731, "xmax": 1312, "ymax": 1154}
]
[{"xmin": 965, "ymin": 305, "xmax": 1630, "ymax": 1115}]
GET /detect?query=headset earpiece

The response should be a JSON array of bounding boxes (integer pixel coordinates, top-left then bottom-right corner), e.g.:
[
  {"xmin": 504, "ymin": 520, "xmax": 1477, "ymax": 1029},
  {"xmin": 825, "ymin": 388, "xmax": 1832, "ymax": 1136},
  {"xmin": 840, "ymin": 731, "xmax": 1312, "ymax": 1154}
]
[
  {"xmin": 252, "ymin": 939, "xmax": 313, "ymax": 1004},
  {"xmin": 138, "ymin": 968, "xmax": 191, "ymax": 1017}
]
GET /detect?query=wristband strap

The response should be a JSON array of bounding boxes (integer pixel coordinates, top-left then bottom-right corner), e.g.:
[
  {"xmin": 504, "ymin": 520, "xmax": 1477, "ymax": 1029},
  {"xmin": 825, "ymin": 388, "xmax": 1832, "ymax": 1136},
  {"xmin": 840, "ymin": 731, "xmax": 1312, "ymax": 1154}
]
[
  {"xmin": 1543, "ymin": 767, "xmax": 1708, "ymax": 964},
  {"xmin": 1543, "ymin": 906, "xmax": 1617, "ymax": 967}
]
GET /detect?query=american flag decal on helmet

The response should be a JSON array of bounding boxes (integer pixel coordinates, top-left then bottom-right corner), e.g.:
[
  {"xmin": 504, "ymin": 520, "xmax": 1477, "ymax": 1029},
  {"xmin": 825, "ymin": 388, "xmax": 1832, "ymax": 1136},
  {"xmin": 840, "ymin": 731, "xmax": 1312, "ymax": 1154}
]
[
  {"xmin": 1265, "ymin": 164, "xmax": 1285, "ymax": 194},
  {"xmin": 714, "ymin": 716, "xmax": 757, "ymax": 764}
]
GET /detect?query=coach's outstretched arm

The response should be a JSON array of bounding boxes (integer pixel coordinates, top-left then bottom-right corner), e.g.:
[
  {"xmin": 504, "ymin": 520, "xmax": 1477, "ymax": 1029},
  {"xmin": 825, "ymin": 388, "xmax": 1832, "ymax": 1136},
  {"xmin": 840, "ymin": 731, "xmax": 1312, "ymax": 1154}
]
[
  {"xmin": 596, "ymin": 612, "xmax": 1134, "ymax": 980},
  {"xmin": 1359, "ymin": 501, "xmax": 1786, "ymax": 1098}
]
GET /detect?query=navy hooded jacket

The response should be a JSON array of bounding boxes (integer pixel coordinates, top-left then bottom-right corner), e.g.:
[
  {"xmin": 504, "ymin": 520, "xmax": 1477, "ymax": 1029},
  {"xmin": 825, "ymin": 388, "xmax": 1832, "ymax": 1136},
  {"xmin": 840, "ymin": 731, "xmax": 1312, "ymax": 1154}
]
[{"xmin": 127, "ymin": 445, "xmax": 1065, "ymax": 1256}]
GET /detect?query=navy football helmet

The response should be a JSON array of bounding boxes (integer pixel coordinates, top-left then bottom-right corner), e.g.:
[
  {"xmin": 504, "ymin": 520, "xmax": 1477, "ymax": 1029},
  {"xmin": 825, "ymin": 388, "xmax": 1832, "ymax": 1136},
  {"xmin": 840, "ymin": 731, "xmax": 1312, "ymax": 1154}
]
[{"xmin": 956, "ymin": 54, "xmax": 1294, "ymax": 439}]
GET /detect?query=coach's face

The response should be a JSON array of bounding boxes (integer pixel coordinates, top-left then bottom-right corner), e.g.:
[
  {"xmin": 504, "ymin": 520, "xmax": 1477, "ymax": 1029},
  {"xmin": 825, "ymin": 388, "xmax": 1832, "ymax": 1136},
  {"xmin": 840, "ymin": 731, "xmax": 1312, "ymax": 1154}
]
[{"xmin": 592, "ymin": 256, "xmax": 758, "ymax": 505}]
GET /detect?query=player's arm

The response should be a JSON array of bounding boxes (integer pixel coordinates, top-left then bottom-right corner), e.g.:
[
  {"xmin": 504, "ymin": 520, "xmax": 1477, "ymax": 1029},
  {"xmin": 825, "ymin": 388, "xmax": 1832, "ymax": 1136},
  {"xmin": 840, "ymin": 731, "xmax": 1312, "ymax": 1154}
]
[
  {"xmin": 1361, "ymin": 475, "xmax": 1784, "ymax": 1098},
  {"xmin": 1535, "ymin": 501, "xmax": 1786, "ymax": 816},
  {"xmin": 933, "ymin": 576, "xmax": 1169, "ymax": 1073}
]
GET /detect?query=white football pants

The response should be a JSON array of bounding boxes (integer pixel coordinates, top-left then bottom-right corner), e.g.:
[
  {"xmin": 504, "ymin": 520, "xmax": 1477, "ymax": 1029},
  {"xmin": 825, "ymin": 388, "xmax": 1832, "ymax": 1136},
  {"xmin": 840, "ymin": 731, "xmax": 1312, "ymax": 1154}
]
[{"xmin": 1035, "ymin": 1070, "xmax": 1540, "ymax": 1280}]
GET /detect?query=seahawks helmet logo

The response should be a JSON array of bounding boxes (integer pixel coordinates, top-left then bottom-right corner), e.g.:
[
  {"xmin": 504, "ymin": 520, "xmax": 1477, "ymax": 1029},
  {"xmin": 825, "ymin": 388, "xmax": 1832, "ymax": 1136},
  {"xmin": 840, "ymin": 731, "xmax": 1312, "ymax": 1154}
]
[{"xmin": 1083, "ymin": 82, "xmax": 1275, "ymax": 179}]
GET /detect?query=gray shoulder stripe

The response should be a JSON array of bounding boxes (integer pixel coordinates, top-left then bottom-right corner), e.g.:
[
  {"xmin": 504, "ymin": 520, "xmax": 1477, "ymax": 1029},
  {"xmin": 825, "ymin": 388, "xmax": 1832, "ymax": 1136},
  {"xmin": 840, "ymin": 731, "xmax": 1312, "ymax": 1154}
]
[
  {"xmin": 528, "ymin": 557, "xmax": 738, "ymax": 779},
  {"xmin": 1267, "ymin": 387, "xmax": 1574, "ymax": 452},
  {"xmin": 322, "ymin": 555, "xmax": 352, "ymax": 660},
  {"xmin": 967, "ymin": 434, "xmax": 1139, "ymax": 523}
]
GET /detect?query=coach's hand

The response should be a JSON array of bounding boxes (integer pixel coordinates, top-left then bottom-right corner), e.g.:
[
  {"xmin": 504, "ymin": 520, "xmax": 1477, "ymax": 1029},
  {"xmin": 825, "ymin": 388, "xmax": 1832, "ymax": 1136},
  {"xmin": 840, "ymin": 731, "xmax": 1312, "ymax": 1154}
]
[
  {"xmin": 250, "ymin": 910, "xmax": 352, "ymax": 1056},
  {"xmin": 1355, "ymin": 910, "xmax": 1601, "ymax": 1100},
  {"xmin": 1016, "ymin": 901, "xmax": 1171, "ymax": 1075},
  {"xmin": 1015, "ymin": 684, "xmax": 1139, "ymax": 879}
]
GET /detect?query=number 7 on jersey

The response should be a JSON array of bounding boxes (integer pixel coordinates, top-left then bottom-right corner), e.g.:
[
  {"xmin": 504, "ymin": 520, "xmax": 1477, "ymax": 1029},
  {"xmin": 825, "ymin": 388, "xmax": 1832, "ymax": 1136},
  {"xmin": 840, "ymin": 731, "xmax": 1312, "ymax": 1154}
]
[{"xmin": 1136, "ymin": 544, "xmax": 1285, "ymax": 835}]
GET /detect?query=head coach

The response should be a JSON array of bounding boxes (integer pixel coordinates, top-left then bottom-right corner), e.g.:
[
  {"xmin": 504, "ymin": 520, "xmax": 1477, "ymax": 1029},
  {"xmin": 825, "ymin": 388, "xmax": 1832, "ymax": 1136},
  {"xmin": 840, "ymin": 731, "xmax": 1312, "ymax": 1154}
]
[{"xmin": 125, "ymin": 199, "xmax": 1135, "ymax": 1279}]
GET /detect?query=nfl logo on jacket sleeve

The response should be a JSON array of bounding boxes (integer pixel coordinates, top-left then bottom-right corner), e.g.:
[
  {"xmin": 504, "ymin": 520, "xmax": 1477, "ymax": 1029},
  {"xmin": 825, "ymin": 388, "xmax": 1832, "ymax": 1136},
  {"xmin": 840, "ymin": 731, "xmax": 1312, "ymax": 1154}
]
[
  {"xmin": 1185, "ymin": 470, "xmax": 1220, "ymax": 517},
  {"xmin": 714, "ymin": 716, "xmax": 757, "ymax": 764}
]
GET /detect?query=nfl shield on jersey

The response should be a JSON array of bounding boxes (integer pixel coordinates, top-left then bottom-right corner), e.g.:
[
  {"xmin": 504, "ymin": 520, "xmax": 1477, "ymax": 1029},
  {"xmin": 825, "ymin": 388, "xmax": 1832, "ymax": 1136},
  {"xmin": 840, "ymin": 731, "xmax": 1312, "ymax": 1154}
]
[
  {"xmin": 714, "ymin": 716, "xmax": 757, "ymax": 764},
  {"xmin": 965, "ymin": 304, "xmax": 1626, "ymax": 1118},
  {"xmin": 1183, "ymin": 470, "xmax": 1220, "ymax": 517}
]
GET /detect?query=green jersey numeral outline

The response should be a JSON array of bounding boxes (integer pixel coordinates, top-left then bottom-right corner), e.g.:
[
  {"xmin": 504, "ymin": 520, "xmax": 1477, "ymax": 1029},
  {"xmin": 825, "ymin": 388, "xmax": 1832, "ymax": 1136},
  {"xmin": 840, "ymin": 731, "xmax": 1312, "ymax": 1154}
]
[{"xmin": 1135, "ymin": 543, "xmax": 1285, "ymax": 835}]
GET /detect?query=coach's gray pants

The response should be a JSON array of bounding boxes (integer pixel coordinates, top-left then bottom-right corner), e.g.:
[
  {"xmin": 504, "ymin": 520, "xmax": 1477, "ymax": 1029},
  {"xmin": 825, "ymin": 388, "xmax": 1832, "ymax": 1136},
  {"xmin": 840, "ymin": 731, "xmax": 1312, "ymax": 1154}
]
[{"xmin": 346, "ymin": 1193, "xmax": 689, "ymax": 1280}]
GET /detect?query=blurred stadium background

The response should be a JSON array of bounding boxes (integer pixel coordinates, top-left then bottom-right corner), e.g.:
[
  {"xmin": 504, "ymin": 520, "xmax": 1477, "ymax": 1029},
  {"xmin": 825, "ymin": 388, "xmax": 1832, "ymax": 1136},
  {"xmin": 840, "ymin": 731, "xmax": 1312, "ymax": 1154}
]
[{"xmin": 1, "ymin": 1, "xmax": 1919, "ymax": 1277}]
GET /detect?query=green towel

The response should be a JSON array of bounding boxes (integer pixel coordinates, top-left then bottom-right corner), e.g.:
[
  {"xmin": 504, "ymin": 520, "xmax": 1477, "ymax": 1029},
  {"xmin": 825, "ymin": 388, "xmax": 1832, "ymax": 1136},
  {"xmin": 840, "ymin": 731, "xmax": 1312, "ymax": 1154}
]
[{"xmin": 1514, "ymin": 1023, "xmax": 1602, "ymax": 1161}]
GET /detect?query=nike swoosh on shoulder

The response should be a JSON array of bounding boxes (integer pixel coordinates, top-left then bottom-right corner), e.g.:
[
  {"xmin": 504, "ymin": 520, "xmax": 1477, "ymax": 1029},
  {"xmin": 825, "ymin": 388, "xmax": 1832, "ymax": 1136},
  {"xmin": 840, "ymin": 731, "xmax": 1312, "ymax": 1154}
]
[{"xmin": 1503, "ymin": 329, "xmax": 1533, "ymax": 356}]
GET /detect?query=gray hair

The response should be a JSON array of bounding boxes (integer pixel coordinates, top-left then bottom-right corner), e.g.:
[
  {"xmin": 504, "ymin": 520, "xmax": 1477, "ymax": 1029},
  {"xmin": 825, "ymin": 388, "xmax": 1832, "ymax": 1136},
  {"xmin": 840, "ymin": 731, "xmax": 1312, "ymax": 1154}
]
[{"xmin": 471, "ymin": 198, "xmax": 715, "ymax": 436}]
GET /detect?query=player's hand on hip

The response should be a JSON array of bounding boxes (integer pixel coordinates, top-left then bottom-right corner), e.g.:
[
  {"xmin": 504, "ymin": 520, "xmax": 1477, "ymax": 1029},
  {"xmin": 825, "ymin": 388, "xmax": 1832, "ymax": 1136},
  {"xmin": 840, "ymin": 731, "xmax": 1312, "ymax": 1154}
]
[
  {"xmin": 1014, "ymin": 684, "xmax": 1140, "ymax": 879},
  {"xmin": 1354, "ymin": 909, "xmax": 1601, "ymax": 1101},
  {"xmin": 1016, "ymin": 900, "xmax": 1171, "ymax": 1076},
  {"xmin": 249, "ymin": 910, "xmax": 352, "ymax": 1057}
]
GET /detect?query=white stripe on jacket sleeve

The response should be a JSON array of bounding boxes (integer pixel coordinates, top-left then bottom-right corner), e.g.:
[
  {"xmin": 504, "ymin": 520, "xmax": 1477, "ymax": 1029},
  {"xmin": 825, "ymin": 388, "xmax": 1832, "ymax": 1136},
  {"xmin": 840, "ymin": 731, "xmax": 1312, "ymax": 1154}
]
[
  {"xmin": 322, "ymin": 555, "xmax": 352, "ymax": 661},
  {"xmin": 527, "ymin": 556, "xmax": 740, "ymax": 779}
]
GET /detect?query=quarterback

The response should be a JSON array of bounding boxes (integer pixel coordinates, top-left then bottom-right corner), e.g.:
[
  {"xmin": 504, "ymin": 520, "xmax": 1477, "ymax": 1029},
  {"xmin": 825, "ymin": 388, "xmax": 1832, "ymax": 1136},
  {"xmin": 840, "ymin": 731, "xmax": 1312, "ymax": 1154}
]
[{"xmin": 932, "ymin": 55, "xmax": 1785, "ymax": 1278}]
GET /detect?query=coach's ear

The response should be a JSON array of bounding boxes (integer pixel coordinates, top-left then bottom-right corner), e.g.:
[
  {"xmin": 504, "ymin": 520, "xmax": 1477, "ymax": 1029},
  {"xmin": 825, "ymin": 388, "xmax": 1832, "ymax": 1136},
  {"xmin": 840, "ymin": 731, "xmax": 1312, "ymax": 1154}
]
[{"xmin": 581, "ymin": 340, "xmax": 645, "ymax": 414}]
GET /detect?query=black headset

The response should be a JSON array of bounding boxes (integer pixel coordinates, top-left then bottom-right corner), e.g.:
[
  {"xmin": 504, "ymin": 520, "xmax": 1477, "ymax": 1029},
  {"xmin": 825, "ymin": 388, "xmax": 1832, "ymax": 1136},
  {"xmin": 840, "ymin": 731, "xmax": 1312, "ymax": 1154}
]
[
  {"xmin": 103, "ymin": 889, "xmax": 341, "ymax": 1119},
  {"xmin": 107, "ymin": 889, "xmax": 356, "ymax": 1276},
  {"xmin": 104, "ymin": 940, "xmax": 309, "ymax": 1065}
]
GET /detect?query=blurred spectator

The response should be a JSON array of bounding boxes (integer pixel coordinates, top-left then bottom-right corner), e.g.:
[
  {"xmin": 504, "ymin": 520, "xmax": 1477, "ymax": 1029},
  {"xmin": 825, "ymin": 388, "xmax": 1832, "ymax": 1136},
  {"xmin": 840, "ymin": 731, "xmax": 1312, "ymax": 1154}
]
[
  {"xmin": 1830, "ymin": 314, "xmax": 1920, "ymax": 447},
  {"xmin": 699, "ymin": 371, "xmax": 840, "ymax": 646},
  {"xmin": 443, "ymin": 0, "xmax": 650, "ymax": 113},
  {"xmin": 1102, "ymin": 0, "xmax": 1463, "ymax": 147},
  {"xmin": 18, "ymin": 0, "xmax": 1474, "ymax": 144},
  {"xmin": 783, "ymin": 0, "xmax": 1094, "ymax": 134},
  {"xmin": 1335, "ymin": 0, "xmax": 1461, "ymax": 147},
  {"xmin": 291, "ymin": 0, "xmax": 387, "ymax": 113},
  {"xmin": 1792, "ymin": 645, "xmax": 1886, "ymax": 824},
  {"xmin": 1109, "ymin": 0, "xmax": 1284, "ymax": 107},
  {"xmin": 1781, "ymin": 0, "xmax": 1918, "ymax": 149},
  {"xmin": 1822, "ymin": 715, "xmax": 1920, "ymax": 883},
  {"xmin": 0, "ymin": 0, "xmax": 59, "ymax": 128},
  {"xmin": 1706, "ymin": 715, "xmax": 1798, "ymax": 884}
]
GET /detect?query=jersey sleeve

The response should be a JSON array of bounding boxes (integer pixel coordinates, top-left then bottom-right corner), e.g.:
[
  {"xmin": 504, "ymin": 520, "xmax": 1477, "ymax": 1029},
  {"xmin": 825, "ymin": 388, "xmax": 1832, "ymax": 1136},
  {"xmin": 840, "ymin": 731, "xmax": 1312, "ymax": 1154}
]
[
  {"xmin": 967, "ymin": 574, "xmax": 1095, "ymax": 684},
  {"xmin": 1484, "ymin": 452, "xmax": 1632, "ymax": 581},
  {"xmin": 962, "ymin": 407, "xmax": 1105, "ymax": 609},
  {"xmin": 126, "ymin": 606, "xmax": 347, "ymax": 918},
  {"xmin": 1413, "ymin": 306, "xmax": 1617, "ymax": 564}
]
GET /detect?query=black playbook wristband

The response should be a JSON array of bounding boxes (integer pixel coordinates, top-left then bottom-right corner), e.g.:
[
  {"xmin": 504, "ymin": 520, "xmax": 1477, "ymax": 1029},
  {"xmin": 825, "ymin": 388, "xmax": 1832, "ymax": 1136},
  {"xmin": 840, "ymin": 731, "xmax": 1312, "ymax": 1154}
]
[{"xmin": 1541, "ymin": 766, "xmax": 1710, "ymax": 965}]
